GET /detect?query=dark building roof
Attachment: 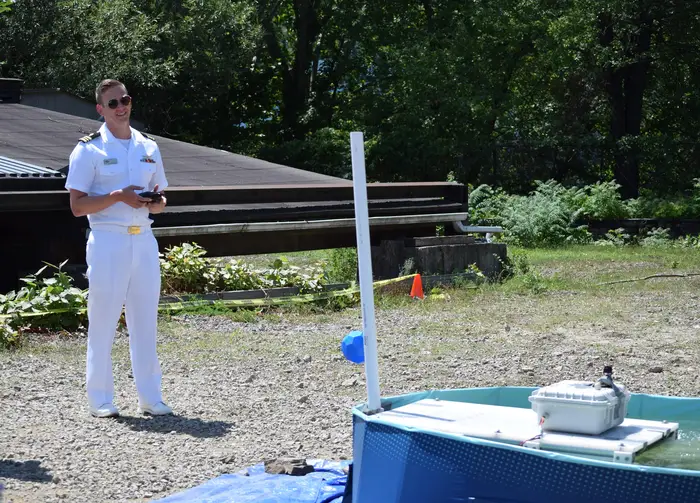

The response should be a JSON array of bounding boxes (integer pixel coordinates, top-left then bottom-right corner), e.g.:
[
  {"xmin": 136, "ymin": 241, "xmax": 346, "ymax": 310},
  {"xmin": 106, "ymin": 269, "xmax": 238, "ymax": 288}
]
[{"xmin": 0, "ymin": 103, "xmax": 347, "ymax": 187}]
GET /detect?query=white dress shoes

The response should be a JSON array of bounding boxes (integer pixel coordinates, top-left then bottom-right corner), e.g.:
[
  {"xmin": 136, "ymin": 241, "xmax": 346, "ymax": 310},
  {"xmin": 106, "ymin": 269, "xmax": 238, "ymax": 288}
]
[
  {"xmin": 138, "ymin": 401, "xmax": 173, "ymax": 416},
  {"xmin": 90, "ymin": 403, "xmax": 119, "ymax": 418}
]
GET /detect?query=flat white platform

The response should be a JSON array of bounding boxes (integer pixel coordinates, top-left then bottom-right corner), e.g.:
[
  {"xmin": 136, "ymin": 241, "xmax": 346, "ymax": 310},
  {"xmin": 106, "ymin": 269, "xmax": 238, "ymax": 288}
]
[{"xmin": 373, "ymin": 399, "xmax": 679, "ymax": 464}]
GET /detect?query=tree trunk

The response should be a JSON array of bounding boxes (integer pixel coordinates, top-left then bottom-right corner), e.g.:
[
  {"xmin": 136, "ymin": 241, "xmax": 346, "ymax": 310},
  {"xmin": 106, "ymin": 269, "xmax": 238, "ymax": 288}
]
[
  {"xmin": 599, "ymin": 10, "xmax": 653, "ymax": 199},
  {"xmin": 279, "ymin": 0, "xmax": 321, "ymax": 140},
  {"xmin": 260, "ymin": 0, "xmax": 323, "ymax": 141}
]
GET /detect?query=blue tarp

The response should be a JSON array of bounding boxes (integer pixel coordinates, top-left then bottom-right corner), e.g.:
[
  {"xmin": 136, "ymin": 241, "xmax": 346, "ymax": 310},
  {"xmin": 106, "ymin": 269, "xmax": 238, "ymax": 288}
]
[{"xmin": 154, "ymin": 460, "xmax": 350, "ymax": 503}]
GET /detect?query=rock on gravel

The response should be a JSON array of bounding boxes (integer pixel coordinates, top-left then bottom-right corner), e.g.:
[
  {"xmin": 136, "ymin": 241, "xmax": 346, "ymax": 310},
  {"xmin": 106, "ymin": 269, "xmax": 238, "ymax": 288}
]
[{"xmin": 263, "ymin": 458, "xmax": 315, "ymax": 476}]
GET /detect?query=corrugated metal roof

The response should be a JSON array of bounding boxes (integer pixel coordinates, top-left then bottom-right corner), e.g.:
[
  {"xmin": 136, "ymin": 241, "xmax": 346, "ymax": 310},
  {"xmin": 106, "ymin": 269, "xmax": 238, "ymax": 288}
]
[{"xmin": 0, "ymin": 156, "xmax": 64, "ymax": 178}]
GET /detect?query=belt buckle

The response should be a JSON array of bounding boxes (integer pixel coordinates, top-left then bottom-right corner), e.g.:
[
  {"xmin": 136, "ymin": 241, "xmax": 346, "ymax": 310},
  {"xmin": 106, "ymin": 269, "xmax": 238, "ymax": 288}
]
[{"xmin": 127, "ymin": 226, "xmax": 141, "ymax": 235}]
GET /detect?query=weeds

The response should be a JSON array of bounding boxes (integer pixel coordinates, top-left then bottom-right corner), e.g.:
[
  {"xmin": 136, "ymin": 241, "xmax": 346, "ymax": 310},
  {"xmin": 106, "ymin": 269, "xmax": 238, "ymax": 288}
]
[
  {"xmin": 5, "ymin": 233, "xmax": 700, "ymax": 350},
  {"xmin": 160, "ymin": 243, "xmax": 327, "ymax": 295},
  {"xmin": 325, "ymin": 248, "xmax": 358, "ymax": 283},
  {"xmin": 469, "ymin": 178, "xmax": 700, "ymax": 248},
  {"xmin": 0, "ymin": 245, "xmax": 337, "ymax": 349},
  {"xmin": 0, "ymin": 319, "xmax": 20, "ymax": 349}
]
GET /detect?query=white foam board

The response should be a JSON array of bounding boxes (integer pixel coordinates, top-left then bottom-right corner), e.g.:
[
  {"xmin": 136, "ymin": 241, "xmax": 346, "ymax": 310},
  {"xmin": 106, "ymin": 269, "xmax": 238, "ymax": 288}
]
[{"xmin": 372, "ymin": 399, "xmax": 679, "ymax": 463}]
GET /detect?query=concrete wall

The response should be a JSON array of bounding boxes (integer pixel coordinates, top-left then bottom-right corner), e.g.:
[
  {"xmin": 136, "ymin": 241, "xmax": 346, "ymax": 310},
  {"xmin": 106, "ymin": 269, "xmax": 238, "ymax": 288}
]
[{"xmin": 371, "ymin": 236, "xmax": 508, "ymax": 280}]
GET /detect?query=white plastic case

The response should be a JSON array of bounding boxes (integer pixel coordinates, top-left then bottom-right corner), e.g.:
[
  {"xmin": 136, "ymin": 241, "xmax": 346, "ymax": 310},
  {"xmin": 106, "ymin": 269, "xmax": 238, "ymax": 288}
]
[{"xmin": 528, "ymin": 379, "xmax": 631, "ymax": 435}]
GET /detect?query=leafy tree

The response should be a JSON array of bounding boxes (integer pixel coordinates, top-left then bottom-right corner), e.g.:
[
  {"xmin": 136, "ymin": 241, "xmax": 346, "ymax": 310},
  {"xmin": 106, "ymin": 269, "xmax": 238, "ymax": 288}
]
[{"xmin": 2, "ymin": 0, "xmax": 700, "ymax": 199}]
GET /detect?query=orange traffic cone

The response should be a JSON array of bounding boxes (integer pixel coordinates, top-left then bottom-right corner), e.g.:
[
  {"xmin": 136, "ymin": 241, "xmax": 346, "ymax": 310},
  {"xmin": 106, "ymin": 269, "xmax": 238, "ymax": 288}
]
[{"xmin": 410, "ymin": 273, "xmax": 424, "ymax": 299}]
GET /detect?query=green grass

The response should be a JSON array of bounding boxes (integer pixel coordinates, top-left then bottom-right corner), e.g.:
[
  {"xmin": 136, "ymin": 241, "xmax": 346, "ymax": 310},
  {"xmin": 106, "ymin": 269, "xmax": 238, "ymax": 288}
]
[
  {"xmin": 5, "ymin": 243, "xmax": 700, "ymax": 354},
  {"xmin": 502, "ymin": 245, "xmax": 700, "ymax": 292},
  {"xmin": 227, "ymin": 249, "xmax": 334, "ymax": 270},
  {"xmin": 236, "ymin": 243, "xmax": 700, "ymax": 291},
  {"xmin": 157, "ymin": 243, "xmax": 700, "ymax": 319},
  {"xmin": 161, "ymin": 302, "xmax": 263, "ymax": 322},
  {"xmin": 518, "ymin": 244, "xmax": 700, "ymax": 270}
]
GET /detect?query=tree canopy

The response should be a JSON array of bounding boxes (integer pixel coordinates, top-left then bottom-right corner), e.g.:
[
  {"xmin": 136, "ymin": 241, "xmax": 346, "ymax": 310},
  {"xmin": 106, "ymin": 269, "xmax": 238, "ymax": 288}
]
[{"xmin": 2, "ymin": 0, "xmax": 699, "ymax": 198}]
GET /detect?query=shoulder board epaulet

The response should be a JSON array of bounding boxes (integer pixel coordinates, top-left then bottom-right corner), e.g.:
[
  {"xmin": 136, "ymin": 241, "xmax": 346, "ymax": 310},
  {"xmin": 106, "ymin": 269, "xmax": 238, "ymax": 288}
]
[
  {"xmin": 141, "ymin": 131, "xmax": 156, "ymax": 141},
  {"xmin": 78, "ymin": 131, "xmax": 100, "ymax": 143}
]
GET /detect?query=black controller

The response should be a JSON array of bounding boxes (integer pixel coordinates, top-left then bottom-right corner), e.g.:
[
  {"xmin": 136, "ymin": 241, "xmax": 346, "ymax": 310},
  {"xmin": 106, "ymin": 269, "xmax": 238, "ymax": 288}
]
[{"xmin": 139, "ymin": 191, "xmax": 163, "ymax": 202}]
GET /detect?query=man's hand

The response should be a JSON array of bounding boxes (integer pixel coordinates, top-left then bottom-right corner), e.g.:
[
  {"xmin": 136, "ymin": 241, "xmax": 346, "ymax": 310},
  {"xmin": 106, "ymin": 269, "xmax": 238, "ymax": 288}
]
[
  {"xmin": 146, "ymin": 184, "xmax": 167, "ymax": 214},
  {"xmin": 69, "ymin": 186, "xmax": 142, "ymax": 217},
  {"xmin": 114, "ymin": 185, "xmax": 151, "ymax": 209},
  {"xmin": 69, "ymin": 184, "xmax": 161, "ymax": 217}
]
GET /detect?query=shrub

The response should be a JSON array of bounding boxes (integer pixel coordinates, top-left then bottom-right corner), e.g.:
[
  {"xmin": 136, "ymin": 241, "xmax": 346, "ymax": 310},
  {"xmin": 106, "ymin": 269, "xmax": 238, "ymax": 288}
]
[
  {"xmin": 467, "ymin": 179, "xmax": 700, "ymax": 247},
  {"xmin": 260, "ymin": 257, "xmax": 326, "ymax": 293},
  {"xmin": 159, "ymin": 242, "xmax": 213, "ymax": 294},
  {"xmin": 580, "ymin": 181, "xmax": 630, "ymax": 220},
  {"xmin": 0, "ymin": 319, "xmax": 20, "ymax": 350},
  {"xmin": 639, "ymin": 227, "xmax": 672, "ymax": 248},
  {"xmin": 0, "ymin": 260, "xmax": 87, "ymax": 332},
  {"xmin": 468, "ymin": 184, "xmax": 509, "ymax": 227},
  {"xmin": 499, "ymin": 180, "xmax": 590, "ymax": 247},
  {"xmin": 594, "ymin": 228, "xmax": 632, "ymax": 247},
  {"xmin": 159, "ymin": 244, "xmax": 328, "ymax": 295},
  {"xmin": 209, "ymin": 259, "xmax": 262, "ymax": 292},
  {"xmin": 326, "ymin": 248, "xmax": 358, "ymax": 283},
  {"xmin": 0, "ymin": 244, "xmax": 336, "ymax": 347}
]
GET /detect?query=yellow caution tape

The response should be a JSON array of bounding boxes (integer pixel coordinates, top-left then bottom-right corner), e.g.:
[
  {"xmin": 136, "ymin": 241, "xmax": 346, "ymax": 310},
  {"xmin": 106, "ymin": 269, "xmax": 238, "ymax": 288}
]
[
  {"xmin": 0, "ymin": 274, "xmax": 417, "ymax": 320},
  {"xmin": 0, "ymin": 308, "xmax": 86, "ymax": 320},
  {"xmin": 159, "ymin": 274, "xmax": 415, "ymax": 312}
]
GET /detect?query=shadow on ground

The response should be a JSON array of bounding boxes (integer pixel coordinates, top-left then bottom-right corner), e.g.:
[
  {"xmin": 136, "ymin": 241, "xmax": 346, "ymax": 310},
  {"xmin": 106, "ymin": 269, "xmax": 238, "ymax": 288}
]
[
  {"xmin": 115, "ymin": 414, "xmax": 234, "ymax": 438},
  {"xmin": 0, "ymin": 459, "xmax": 53, "ymax": 482}
]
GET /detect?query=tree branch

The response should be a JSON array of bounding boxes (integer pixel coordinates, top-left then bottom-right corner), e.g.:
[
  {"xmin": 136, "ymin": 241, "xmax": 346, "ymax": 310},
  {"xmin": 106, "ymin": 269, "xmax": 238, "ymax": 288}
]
[{"xmin": 597, "ymin": 273, "xmax": 700, "ymax": 286}]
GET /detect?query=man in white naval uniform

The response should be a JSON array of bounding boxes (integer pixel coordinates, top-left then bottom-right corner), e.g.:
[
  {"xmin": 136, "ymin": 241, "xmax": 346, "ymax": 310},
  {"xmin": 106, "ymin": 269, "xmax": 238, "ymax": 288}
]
[{"xmin": 65, "ymin": 79, "xmax": 173, "ymax": 418}]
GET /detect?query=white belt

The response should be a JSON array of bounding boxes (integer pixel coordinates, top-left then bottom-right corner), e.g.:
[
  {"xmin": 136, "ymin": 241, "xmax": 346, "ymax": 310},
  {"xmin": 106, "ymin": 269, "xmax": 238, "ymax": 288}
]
[{"xmin": 90, "ymin": 224, "xmax": 153, "ymax": 236}]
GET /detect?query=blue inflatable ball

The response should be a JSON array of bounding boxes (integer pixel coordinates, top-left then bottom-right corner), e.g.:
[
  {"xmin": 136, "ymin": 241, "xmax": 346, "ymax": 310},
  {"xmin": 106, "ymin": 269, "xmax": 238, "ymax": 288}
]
[{"xmin": 341, "ymin": 330, "xmax": 365, "ymax": 364}]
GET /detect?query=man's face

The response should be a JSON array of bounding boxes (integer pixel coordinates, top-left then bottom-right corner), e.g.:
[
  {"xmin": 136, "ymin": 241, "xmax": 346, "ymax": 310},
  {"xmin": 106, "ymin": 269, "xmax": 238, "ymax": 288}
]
[{"xmin": 96, "ymin": 85, "xmax": 131, "ymax": 125}]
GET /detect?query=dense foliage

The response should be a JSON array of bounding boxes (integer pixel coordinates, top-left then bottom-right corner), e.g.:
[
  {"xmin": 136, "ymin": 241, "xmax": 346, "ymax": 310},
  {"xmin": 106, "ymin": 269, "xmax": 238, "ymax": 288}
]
[
  {"xmin": 0, "ymin": 244, "xmax": 338, "ymax": 349},
  {"xmin": 159, "ymin": 243, "xmax": 327, "ymax": 294},
  {"xmin": 2, "ymin": 1, "xmax": 700, "ymax": 198},
  {"xmin": 469, "ymin": 179, "xmax": 700, "ymax": 247}
]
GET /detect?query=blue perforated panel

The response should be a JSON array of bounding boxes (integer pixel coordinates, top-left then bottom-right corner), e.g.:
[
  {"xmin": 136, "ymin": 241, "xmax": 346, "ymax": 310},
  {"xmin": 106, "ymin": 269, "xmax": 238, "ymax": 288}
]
[{"xmin": 352, "ymin": 419, "xmax": 700, "ymax": 503}]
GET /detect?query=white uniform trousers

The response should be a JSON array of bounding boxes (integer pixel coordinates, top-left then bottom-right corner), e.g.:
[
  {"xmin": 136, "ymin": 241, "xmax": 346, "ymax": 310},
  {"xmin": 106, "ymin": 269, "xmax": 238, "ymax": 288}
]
[{"xmin": 85, "ymin": 228, "xmax": 163, "ymax": 408}]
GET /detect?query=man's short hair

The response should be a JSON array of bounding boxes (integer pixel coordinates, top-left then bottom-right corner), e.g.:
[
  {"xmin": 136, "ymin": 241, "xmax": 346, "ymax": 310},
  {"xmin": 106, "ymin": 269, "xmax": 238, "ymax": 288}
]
[{"xmin": 95, "ymin": 79, "xmax": 127, "ymax": 105}]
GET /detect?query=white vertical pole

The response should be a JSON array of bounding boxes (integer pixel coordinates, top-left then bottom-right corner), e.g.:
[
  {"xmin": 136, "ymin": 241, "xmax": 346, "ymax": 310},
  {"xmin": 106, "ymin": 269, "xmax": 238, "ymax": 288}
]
[{"xmin": 350, "ymin": 132, "xmax": 382, "ymax": 413}]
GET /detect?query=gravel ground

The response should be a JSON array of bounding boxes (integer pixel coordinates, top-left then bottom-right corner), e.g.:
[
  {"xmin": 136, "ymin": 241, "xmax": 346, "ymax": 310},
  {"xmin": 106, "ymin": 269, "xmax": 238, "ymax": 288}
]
[{"xmin": 2, "ymin": 281, "xmax": 700, "ymax": 502}]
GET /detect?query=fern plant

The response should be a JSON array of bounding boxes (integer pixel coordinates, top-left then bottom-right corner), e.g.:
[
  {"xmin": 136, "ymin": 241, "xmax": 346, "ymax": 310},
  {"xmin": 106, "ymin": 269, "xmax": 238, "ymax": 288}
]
[
  {"xmin": 581, "ymin": 181, "xmax": 630, "ymax": 220},
  {"xmin": 500, "ymin": 180, "xmax": 590, "ymax": 247}
]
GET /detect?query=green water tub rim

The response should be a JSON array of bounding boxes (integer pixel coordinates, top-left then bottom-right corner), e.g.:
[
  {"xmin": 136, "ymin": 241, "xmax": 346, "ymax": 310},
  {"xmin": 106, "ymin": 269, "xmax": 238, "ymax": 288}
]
[{"xmin": 352, "ymin": 386, "xmax": 700, "ymax": 478}]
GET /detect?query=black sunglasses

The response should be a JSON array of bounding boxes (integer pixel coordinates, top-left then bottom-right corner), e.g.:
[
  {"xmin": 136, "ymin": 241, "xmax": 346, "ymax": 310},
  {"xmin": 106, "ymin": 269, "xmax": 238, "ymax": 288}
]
[{"xmin": 107, "ymin": 95, "xmax": 132, "ymax": 109}]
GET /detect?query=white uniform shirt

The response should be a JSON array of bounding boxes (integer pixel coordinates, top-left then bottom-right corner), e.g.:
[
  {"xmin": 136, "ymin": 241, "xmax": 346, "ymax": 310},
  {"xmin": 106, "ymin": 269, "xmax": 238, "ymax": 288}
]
[{"xmin": 65, "ymin": 123, "xmax": 168, "ymax": 229}]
